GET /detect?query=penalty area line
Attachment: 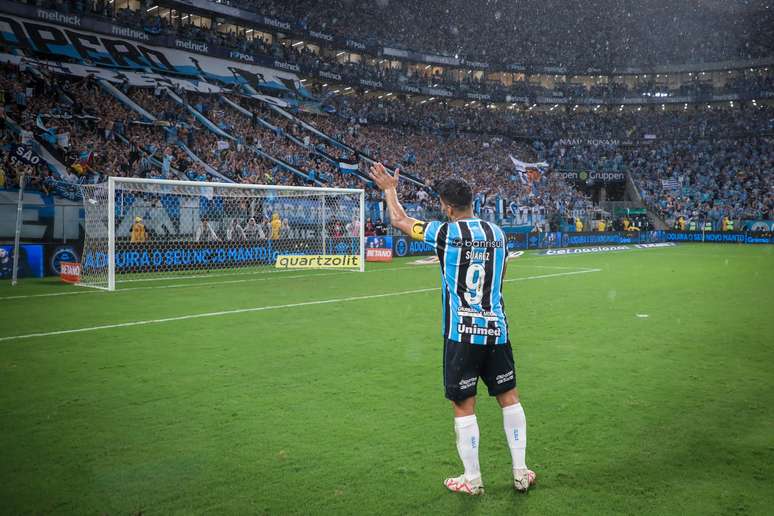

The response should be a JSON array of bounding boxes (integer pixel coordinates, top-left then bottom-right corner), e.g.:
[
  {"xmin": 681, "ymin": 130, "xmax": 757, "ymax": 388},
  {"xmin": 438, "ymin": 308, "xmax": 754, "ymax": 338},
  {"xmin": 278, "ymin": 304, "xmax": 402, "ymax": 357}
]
[{"xmin": 0, "ymin": 268, "xmax": 601, "ymax": 343}]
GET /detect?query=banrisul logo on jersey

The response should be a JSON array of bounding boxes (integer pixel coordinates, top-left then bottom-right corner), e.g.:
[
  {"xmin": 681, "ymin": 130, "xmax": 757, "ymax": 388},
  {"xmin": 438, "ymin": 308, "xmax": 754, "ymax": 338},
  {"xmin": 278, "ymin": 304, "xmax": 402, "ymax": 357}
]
[{"xmin": 449, "ymin": 239, "xmax": 504, "ymax": 248}]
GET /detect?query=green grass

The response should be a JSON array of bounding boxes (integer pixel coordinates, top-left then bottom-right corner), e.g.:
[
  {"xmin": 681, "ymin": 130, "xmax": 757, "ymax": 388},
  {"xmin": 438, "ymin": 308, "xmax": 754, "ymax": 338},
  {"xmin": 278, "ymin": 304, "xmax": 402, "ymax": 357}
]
[{"xmin": 1, "ymin": 244, "xmax": 772, "ymax": 515}]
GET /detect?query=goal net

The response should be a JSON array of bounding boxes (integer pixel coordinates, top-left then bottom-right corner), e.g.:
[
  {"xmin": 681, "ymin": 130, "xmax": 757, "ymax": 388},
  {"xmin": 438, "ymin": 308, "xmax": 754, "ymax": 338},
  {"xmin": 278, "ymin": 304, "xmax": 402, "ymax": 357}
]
[{"xmin": 79, "ymin": 177, "xmax": 365, "ymax": 290}]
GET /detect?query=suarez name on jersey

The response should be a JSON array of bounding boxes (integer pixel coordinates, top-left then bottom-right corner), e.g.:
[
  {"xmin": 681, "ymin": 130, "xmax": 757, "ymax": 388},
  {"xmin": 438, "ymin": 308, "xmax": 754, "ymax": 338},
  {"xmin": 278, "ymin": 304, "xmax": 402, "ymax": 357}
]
[{"xmin": 412, "ymin": 218, "xmax": 509, "ymax": 345}]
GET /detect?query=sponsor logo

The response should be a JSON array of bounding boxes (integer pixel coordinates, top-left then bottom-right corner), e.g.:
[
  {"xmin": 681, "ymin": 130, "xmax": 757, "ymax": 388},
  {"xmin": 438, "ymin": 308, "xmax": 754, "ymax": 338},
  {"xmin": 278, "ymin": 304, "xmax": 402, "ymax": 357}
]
[
  {"xmin": 275, "ymin": 254, "xmax": 360, "ymax": 268},
  {"xmin": 59, "ymin": 262, "xmax": 81, "ymax": 283},
  {"xmin": 111, "ymin": 25, "xmax": 149, "ymax": 41},
  {"xmin": 459, "ymin": 377, "xmax": 477, "ymax": 389},
  {"xmin": 496, "ymin": 371, "xmax": 514, "ymax": 384},
  {"xmin": 274, "ymin": 60, "xmax": 300, "ymax": 72},
  {"xmin": 507, "ymin": 250, "xmax": 524, "ymax": 260},
  {"xmin": 506, "ymin": 95, "xmax": 529, "ymax": 102},
  {"xmin": 457, "ymin": 323, "xmax": 502, "ymax": 337},
  {"xmin": 359, "ymin": 79, "xmax": 383, "ymax": 88},
  {"xmin": 556, "ymin": 170, "xmax": 625, "ymax": 182},
  {"xmin": 466, "ymin": 92, "xmax": 491, "ymax": 101},
  {"xmin": 464, "ymin": 60, "xmax": 490, "ymax": 69},
  {"xmin": 366, "ymin": 248, "xmax": 393, "ymax": 262},
  {"xmin": 542, "ymin": 243, "xmax": 675, "ymax": 255},
  {"xmin": 176, "ymin": 39, "xmax": 208, "ymax": 53},
  {"xmin": 749, "ymin": 221, "xmax": 771, "ymax": 232},
  {"xmin": 319, "ymin": 70, "xmax": 342, "ymax": 81},
  {"xmin": 263, "ymin": 17, "xmax": 291, "ymax": 30},
  {"xmin": 50, "ymin": 246, "xmax": 79, "ymax": 275},
  {"xmin": 37, "ymin": 10, "xmax": 80, "ymax": 26},
  {"xmin": 229, "ymin": 50, "xmax": 254, "ymax": 62},
  {"xmin": 558, "ymin": 138, "xmax": 621, "ymax": 147},
  {"xmin": 395, "ymin": 238, "xmax": 408, "ymax": 257},
  {"xmin": 450, "ymin": 239, "xmax": 503, "ymax": 248},
  {"xmin": 309, "ymin": 30, "xmax": 333, "ymax": 41},
  {"xmin": 457, "ymin": 307, "xmax": 500, "ymax": 321},
  {"xmin": 423, "ymin": 87, "xmax": 453, "ymax": 97},
  {"xmin": 346, "ymin": 39, "xmax": 366, "ymax": 50}
]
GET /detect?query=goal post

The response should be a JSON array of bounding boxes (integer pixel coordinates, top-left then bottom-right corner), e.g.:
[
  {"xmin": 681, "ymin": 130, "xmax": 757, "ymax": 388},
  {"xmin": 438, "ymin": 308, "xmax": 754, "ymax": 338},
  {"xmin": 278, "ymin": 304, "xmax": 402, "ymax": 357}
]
[{"xmin": 79, "ymin": 177, "xmax": 366, "ymax": 291}]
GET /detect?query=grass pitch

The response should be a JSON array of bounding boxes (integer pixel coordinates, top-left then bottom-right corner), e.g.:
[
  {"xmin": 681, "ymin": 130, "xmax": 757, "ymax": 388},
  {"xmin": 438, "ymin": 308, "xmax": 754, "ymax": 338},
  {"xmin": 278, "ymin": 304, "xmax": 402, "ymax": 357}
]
[{"xmin": 1, "ymin": 244, "xmax": 772, "ymax": 515}]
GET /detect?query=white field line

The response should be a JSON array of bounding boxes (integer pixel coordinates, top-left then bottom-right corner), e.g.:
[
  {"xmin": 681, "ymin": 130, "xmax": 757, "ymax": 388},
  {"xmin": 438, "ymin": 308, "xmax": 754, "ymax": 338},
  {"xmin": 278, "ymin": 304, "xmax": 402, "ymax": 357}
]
[
  {"xmin": 0, "ymin": 262, "xmax": 594, "ymax": 301},
  {"xmin": 0, "ymin": 266, "xmax": 417, "ymax": 301},
  {"xmin": 508, "ymin": 264, "xmax": 598, "ymax": 271},
  {"xmin": 0, "ymin": 268, "xmax": 601, "ymax": 342}
]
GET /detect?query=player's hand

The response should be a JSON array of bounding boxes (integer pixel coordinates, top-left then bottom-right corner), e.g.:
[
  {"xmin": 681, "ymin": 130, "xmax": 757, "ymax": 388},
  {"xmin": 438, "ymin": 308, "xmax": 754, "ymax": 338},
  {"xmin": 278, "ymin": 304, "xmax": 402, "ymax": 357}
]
[{"xmin": 368, "ymin": 162, "xmax": 399, "ymax": 191}]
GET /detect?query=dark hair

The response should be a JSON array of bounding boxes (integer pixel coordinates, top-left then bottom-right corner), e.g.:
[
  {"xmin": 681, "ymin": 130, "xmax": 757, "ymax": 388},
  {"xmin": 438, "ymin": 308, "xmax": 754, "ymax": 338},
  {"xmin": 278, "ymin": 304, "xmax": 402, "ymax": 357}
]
[{"xmin": 435, "ymin": 178, "xmax": 473, "ymax": 209}]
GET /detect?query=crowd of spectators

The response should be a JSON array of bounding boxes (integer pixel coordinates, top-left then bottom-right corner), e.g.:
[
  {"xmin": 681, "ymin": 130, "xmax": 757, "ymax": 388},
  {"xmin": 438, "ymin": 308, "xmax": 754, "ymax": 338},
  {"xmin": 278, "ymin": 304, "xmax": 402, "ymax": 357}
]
[
  {"xmin": 3, "ymin": 58, "xmax": 772, "ymax": 231},
  {"xmin": 12, "ymin": 0, "xmax": 774, "ymax": 104},
  {"xmin": 337, "ymin": 95, "xmax": 774, "ymax": 141},
  {"xmin": 156, "ymin": 0, "xmax": 774, "ymax": 67},
  {"xmin": 632, "ymin": 138, "xmax": 773, "ymax": 228}
]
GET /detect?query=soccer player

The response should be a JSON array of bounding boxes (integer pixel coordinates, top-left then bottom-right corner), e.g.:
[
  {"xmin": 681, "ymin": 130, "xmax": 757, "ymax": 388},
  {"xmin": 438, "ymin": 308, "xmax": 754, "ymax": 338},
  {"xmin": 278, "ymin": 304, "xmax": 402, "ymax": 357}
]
[{"xmin": 368, "ymin": 163, "xmax": 535, "ymax": 496}]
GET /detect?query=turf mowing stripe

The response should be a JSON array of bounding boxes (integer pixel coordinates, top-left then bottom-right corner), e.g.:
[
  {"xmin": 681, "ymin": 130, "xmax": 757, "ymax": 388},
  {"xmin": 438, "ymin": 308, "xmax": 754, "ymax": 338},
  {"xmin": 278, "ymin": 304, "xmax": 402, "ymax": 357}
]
[{"xmin": 0, "ymin": 269, "xmax": 600, "ymax": 342}]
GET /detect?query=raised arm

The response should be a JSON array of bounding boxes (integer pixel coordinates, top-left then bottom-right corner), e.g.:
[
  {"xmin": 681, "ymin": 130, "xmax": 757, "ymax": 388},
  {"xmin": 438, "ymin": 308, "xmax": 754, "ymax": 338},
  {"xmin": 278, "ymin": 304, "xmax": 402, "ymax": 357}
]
[{"xmin": 368, "ymin": 163, "xmax": 421, "ymax": 237}]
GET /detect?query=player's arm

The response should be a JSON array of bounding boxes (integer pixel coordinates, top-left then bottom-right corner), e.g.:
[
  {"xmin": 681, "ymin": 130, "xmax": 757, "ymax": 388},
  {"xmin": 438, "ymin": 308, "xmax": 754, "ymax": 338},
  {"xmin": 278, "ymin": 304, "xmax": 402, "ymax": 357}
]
[{"xmin": 368, "ymin": 162, "xmax": 423, "ymax": 239}]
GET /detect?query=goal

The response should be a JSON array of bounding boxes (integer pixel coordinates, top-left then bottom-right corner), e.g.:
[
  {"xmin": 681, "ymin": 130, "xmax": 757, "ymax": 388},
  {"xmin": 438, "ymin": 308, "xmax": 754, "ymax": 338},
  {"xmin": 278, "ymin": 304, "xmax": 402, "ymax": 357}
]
[{"xmin": 79, "ymin": 177, "xmax": 365, "ymax": 290}]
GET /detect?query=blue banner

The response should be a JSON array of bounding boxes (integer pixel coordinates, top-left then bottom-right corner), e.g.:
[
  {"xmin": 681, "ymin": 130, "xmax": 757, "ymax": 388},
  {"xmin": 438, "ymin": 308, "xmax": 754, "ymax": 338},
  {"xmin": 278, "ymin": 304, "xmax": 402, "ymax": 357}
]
[
  {"xmin": 82, "ymin": 239, "xmax": 359, "ymax": 273},
  {"xmin": 742, "ymin": 220, "xmax": 774, "ymax": 231},
  {"xmin": 0, "ymin": 244, "xmax": 44, "ymax": 278},
  {"xmin": 392, "ymin": 236, "xmax": 435, "ymax": 257}
]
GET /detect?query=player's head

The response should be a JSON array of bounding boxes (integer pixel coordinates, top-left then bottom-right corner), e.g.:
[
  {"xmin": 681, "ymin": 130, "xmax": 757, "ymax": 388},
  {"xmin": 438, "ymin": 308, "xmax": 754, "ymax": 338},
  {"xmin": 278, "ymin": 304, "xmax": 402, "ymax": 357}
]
[{"xmin": 436, "ymin": 178, "xmax": 473, "ymax": 220}]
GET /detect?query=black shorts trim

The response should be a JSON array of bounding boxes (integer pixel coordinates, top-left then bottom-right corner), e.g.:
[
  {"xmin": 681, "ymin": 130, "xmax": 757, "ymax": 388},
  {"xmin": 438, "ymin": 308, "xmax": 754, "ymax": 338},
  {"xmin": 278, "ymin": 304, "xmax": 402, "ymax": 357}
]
[{"xmin": 443, "ymin": 339, "xmax": 516, "ymax": 402}]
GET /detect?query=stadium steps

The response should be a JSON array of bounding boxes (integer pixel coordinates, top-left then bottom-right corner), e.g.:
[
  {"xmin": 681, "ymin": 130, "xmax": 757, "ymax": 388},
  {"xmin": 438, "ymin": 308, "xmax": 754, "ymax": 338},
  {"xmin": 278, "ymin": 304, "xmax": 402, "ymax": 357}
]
[
  {"xmin": 624, "ymin": 172, "xmax": 667, "ymax": 230},
  {"xmin": 175, "ymin": 141, "xmax": 233, "ymax": 182},
  {"xmin": 140, "ymin": 88, "xmax": 233, "ymax": 183},
  {"xmin": 217, "ymin": 95, "xmax": 324, "ymax": 186},
  {"xmin": 224, "ymin": 94, "xmax": 365, "ymax": 185},
  {"xmin": 223, "ymin": 94, "xmax": 347, "ymax": 178},
  {"xmin": 113, "ymin": 132, "xmax": 188, "ymax": 181},
  {"xmin": 167, "ymin": 90, "xmax": 317, "ymax": 185},
  {"xmin": 98, "ymin": 80, "xmax": 158, "ymax": 122},
  {"xmin": 96, "ymin": 82, "xmax": 216, "ymax": 183},
  {"xmin": 254, "ymin": 98, "xmax": 429, "ymax": 188}
]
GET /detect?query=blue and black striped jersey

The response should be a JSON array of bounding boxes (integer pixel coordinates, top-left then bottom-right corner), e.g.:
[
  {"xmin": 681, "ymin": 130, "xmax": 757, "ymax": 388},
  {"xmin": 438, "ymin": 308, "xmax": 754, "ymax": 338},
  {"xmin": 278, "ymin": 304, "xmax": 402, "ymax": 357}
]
[{"xmin": 412, "ymin": 218, "xmax": 509, "ymax": 345}]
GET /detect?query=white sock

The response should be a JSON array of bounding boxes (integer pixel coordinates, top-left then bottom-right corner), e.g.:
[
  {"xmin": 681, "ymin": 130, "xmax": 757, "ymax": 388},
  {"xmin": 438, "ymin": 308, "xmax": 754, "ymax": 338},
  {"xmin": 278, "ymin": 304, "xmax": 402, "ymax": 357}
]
[
  {"xmin": 503, "ymin": 403, "xmax": 527, "ymax": 470},
  {"xmin": 454, "ymin": 415, "xmax": 481, "ymax": 482}
]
